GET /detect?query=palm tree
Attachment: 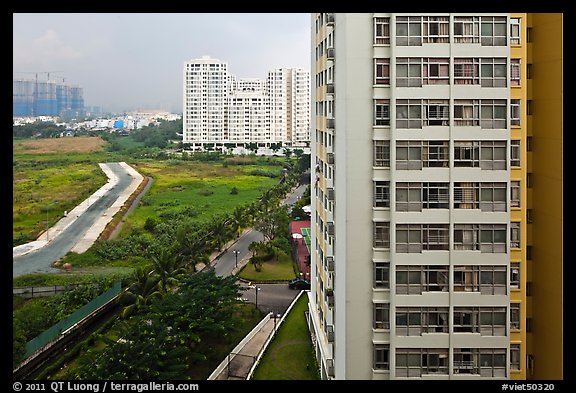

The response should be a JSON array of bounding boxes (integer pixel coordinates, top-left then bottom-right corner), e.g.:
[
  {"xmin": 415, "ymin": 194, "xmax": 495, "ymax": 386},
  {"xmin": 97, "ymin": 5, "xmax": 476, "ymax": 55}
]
[
  {"xmin": 149, "ymin": 247, "xmax": 186, "ymax": 293},
  {"xmin": 118, "ymin": 267, "xmax": 161, "ymax": 319},
  {"xmin": 229, "ymin": 207, "xmax": 245, "ymax": 239}
]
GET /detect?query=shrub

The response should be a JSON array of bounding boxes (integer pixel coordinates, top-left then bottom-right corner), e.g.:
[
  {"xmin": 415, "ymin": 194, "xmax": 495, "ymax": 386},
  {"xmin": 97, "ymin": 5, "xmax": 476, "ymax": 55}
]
[
  {"xmin": 230, "ymin": 187, "xmax": 239, "ymax": 195},
  {"xmin": 197, "ymin": 188, "xmax": 214, "ymax": 196}
]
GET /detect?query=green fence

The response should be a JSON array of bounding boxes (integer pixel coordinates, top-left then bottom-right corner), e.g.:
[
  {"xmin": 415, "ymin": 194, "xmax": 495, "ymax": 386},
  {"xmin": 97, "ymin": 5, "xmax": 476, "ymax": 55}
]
[{"xmin": 24, "ymin": 281, "xmax": 122, "ymax": 359}]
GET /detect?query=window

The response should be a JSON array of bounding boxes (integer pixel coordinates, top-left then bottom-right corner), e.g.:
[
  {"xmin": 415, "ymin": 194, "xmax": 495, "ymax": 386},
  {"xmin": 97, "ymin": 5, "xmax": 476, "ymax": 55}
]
[
  {"xmin": 374, "ymin": 58, "xmax": 390, "ymax": 85},
  {"xmin": 396, "ymin": 141, "xmax": 422, "ymax": 169},
  {"xmin": 454, "ymin": 141, "xmax": 507, "ymax": 170},
  {"xmin": 453, "ymin": 308, "xmax": 479, "ymax": 333},
  {"xmin": 396, "ymin": 58, "xmax": 422, "ymax": 87},
  {"xmin": 373, "ymin": 222, "xmax": 390, "ymax": 249},
  {"xmin": 453, "ymin": 182, "xmax": 506, "ymax": 211},
  {"xmin": 374, "ymin": 262, "xmax": 390, "ymax": 289},
  {"xmin": 396, "ymin": 224, "xmax": 449, "ymax": 253},
  {"xmin": 374, "ymin": 303, "xmax": 390, "ymax": 329},
  {"xmin": 454, "ymin": 99, "xmax": 480, "ymax": 126},
  {"xmin": 480, "ymin": 99, "xmax": 507, "ymax": 129},
  {"xmin": 510, "ymin": 344, "xmax": 521, "ymax": 371},
  {"xmin": 480, "ymin": 307, "xmax": 507, "ymax": 336},
  {"xmin": 453, "ymin": 348, "xmax": 479, "ymax": 374},
  {"xmin": 423, "ymin": 16, "xmax": 449, "ymax": 43},
  {"xmin": 396, "ymin": 349, "xmax": 449, "ymax": 377},
  {"xmin": 396, "ymin": 265, "xmax": 449, "ymax": 294},
  {"xmin": 453, "ymin": 16, "xmax": 480, "ymax": 43},
  {"xmin": 480, "ymin": 349, "xmax": 507, "ymax": 377},
  {"xmin": 510, "ymin": 59, "xmax": 521, "ymax": 86},
  {"xmin": 396, "ymin": 307, "xmax": 449, "ymax": 335},
  {"xmin": 396, "ymin": 140, "xmax": 449, "ymax": 169},
  {"xmin": 510, "ymin": 18, "xmax": 521, "ymax": 45},
  {"xmin": 480, "ymin": 16, "xmax": 507, "ymax": 46},
  {"xmin": 480, "ymin": 58, "xmax": 507, "ymax": 87},
  {"xmin": 396, "ymin": 16, "xmax": 422, "ymax": 46},
  {"xmin": 423, "ymin": 58, "xmax": 450, "ymax": 84},
  {"xmin": 510, "ymin": 262, "xmax": 520, "ymax": 289},
  {"xmin": 396, "ymin": 182, "xmax": 449, "ymax": 211},
  {"xmin": 510, "ymin": 303, "xmax": 521, "ymax": 330},
  {"xmin": 374, "ymin": 17, "xmax": 390, "ymax": 45},
  {"xmin": 454, "ymin": 58, "xmax": 480, "ymax": 85},
  {"xmin": 373, "ymin": 344, "xmax": 390, "ymax": 370},
  {"xmin": 374, "ymin": 99, "xmax": 390, "ymax": 126},
  {"xmin": 479, "ymin": 224, "xmax": 507, "ymax": 253},
  {"xmin": 454, "ymin": 265, "xmax": 507, "ymax": 294},
  {"xmin": 510, "ymin": 222, "xmax": 521, "ymax": 248},
  {"xmin": 424, "ymin": 100, "xmax": 450, "ymax": 125},
  {"xmin": 374, "ymin": 181, "xmax": 390, "ymax": 208},
  {"xmin": 510, "ymin": 181, "xmax": 521, "ymax": 207},
  {"xmin": 511, "ymin": 100, "xmax": 521, "ymax": 126},
  {"xmin": 374, "ymin": 140, "xmax": 390, "ymax": 167}
]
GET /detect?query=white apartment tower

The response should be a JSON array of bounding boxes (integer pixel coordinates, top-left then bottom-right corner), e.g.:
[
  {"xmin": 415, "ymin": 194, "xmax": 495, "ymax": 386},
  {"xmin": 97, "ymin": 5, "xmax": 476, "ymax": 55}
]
[
  {"xmin": 309, "ymin": 13, "xmax": 512, "ymax": 380},
  {"xmin": 183, "ymin": 56, "xmax": 310, "ymax": 149}
]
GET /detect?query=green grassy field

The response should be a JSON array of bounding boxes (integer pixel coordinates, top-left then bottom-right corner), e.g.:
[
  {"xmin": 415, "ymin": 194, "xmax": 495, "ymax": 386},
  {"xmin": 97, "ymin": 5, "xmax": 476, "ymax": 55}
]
[
  {"xmin": 251, "ymin": 294, "xmax": 319, "ymax": 380},
  {"xmin": 237, "ymin": 252, "xmax": 298, "ymax": 281},
  {"xmin": 121, "ymin": 160, "xmax": 280, "ymax": 233},
  {"xmin": 13, "ymin": 138, "xmax": 110, "ymax": 246}
]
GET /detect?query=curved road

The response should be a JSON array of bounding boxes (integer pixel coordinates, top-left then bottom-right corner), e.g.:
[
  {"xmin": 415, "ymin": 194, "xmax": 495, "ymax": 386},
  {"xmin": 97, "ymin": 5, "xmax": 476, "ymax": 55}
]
[{"xmin": 13, "ymin": 163, "xmax": 135, "ymax": 278}]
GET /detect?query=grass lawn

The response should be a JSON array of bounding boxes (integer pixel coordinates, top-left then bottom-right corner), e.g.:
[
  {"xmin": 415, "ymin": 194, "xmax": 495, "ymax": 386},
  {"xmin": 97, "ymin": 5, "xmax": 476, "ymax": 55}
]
[
  {"xmin": 237, "ymin": 252, "xmax": 298, "ymax": 282},
  {"xmin": 251, "ymin": 294, "xmax": 319, "ymax": 380}
]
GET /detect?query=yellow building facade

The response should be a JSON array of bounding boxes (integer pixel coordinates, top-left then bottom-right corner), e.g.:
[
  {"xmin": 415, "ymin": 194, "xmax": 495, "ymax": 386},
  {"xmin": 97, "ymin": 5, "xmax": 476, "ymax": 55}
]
[{"xmin": 524, "ymin": 13, "xmax": 563, "ymax": 380}]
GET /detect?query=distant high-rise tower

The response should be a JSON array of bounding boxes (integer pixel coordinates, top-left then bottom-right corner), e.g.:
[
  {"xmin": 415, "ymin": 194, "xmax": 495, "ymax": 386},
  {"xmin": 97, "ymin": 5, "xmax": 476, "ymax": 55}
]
[
  {"xmin": 182, "ymin": 56, "xmax": 310, "ymax": 150},
  {"xmin": 12, "ymin": 78, "xmax": 84, "ymax": 118},
  {"xmin": 308, "ymin": 12, "xmax": 562, "ymax": 380}
]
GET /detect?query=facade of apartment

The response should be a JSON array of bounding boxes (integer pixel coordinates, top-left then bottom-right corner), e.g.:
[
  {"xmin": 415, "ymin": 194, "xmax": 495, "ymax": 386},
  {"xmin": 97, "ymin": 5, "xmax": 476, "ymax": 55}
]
[
  {"xmin": 183, "ymin": 56, "xmax": 310, "ymax": 149},
  {"xmin": 308, "ymin": 13, "xmax": 562, "ymax": 380}
]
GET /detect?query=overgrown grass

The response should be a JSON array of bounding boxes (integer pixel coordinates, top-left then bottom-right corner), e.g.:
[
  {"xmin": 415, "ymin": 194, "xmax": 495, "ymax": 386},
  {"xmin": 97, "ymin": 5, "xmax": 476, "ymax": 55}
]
[
  {"xmin": 251, "ymin": 294, "xmax": 319, "ymax": 380},
  {"xmin": 13, "ymin": 138, "xmax": 111, "ymax": 246},
  {"xmin": 120, "ymin": 160, "xmax": 279, "ymax": 234},
  {"xmin": 237, "ymin": 252, "xmax": 297, "ymax": 282}
]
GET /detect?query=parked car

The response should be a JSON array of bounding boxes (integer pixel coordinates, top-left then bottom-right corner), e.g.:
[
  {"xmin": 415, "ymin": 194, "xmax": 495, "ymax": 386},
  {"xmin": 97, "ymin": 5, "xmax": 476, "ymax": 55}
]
[{"xmin": 288, "ymin": 278, "xmax": 310, "ymax": 290}]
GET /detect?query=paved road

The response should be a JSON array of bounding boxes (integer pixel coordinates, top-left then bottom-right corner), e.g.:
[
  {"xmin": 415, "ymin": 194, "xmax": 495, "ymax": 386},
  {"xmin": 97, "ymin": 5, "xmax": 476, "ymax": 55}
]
[
  {"xmin": 241, "ymin": 283, "xmax": 300, "ymax": 316},
  {"xmin": 13, "ymin": 163, "xmax": 135, "ymax": 277},
  {"xmin": 213, "ymin": 229, "xmax": 264, "ymax": 277}
]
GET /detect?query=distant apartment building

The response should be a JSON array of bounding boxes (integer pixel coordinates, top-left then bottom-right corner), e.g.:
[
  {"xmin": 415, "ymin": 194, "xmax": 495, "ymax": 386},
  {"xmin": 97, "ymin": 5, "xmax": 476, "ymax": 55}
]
[
  {"xmin": 182, "ymin": 56, "xmax": 310, "ymax": 150},
  {"xmin": 309, "ymin": 13, "xmax": 562, "ymax": 380}
]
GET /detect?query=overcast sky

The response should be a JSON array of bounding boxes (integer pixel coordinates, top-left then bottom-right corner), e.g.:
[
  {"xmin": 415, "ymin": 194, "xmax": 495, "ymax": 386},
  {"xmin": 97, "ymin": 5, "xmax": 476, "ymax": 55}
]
[{"xmin": 13, "ymin": 13, "xmax": 311, "ymax": 113}]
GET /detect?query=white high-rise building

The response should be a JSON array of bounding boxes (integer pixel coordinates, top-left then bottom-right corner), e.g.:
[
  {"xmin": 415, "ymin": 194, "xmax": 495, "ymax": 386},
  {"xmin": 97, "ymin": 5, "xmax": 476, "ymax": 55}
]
[
  {"xmin": 183, "ymin": 56, "xmax": 310, "ymax": 150},
  {"xmin": 309, "ymin": 13, "xmax": 513, "ymax": 380}
]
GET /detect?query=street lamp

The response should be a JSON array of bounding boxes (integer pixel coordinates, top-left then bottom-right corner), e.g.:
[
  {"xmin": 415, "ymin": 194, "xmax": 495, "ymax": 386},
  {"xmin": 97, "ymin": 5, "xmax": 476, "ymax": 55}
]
[
  {"xmin": 233, "ymin": 249, "xmax": 240, "ymax": 268},
  {"xmin": 255, "ymin": 286, "xmax": 261, "ymax": 309},
  {"xmin": 45, "ymin": 202, "xmax": 58, "ymax": 242}
]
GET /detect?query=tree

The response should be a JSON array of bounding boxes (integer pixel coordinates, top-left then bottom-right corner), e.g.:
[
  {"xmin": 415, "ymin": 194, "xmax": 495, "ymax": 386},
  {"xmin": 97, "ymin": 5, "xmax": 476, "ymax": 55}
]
[
  {"xmin": 254, "ymin": 205, "xmax": 290, "ymax": 242},
  {"xmin": 293, "ymin": 148, "xmax": 304, "ymax": 158},
  {"xmin": 270, "ymin": 142, "xmax": 282, "ymax": 154},
  {"xmin": 118, "ymin": 267, "xmax": 161, "ymax": 319},
  {"xmin": 148, "ymin": 246, "xmax": 186, "ymax": 293},
  {"xmin": 13, "ymin": 317, "xmax": 26, "ymax": 368},
  {"xmin": 283, "ymin": 147, "xmax": 293, "ymax": 159},
  {"xmin": 246, "ymin": 142, "xmax": 258, "ymax": 154}
]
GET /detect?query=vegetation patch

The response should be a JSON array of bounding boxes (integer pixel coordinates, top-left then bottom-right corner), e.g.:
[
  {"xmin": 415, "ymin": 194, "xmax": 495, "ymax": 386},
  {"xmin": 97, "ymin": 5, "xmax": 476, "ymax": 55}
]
[{"xmin": 251, "ymin": 294, "xmax": 319, "ymax": 380}]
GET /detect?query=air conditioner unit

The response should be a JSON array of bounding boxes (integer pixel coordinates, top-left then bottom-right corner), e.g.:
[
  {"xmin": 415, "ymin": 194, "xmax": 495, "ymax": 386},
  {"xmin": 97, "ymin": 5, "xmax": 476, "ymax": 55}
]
[
  {"xmin": 326, "ymin": 256, "xmax": 334, "ymax": 272},
  {"xmin": 326, "ymin": 324, "xmax": 335, "ymax": 342},
  {"xmin": 327, "ymin": 187, "xmax": 335, "ymax": 200},
  {"xmin": 327, "ymin": 222, "xmax": 335, "ymax": 236},
  {"xmin": 327, "ymin": 153, "xmax": 335, "ymax": 164}
]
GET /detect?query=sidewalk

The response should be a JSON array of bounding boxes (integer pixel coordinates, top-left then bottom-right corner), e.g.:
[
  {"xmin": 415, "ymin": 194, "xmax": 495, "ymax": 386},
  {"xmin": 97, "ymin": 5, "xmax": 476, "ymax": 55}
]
[{"xmin": 13, "ymin": 162, "xmax": 143, "ymax": 259}]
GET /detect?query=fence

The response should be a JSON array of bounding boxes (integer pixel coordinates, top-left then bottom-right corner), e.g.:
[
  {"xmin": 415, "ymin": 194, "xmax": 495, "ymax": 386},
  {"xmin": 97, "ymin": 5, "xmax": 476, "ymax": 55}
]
[
  {"xmin": 14, "ymin": 283, "xmax": 90, "ymax": 298},
  {"xmin": 23, "ymin": 281, "xmax": 122, "ymax": 359}
]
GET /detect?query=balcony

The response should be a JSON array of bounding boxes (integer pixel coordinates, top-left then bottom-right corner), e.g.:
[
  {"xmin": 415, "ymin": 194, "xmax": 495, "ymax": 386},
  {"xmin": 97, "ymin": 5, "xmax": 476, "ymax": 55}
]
[{"xmin": 327, "ymin": 222, "xmax": 335, "ymax": 236}]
